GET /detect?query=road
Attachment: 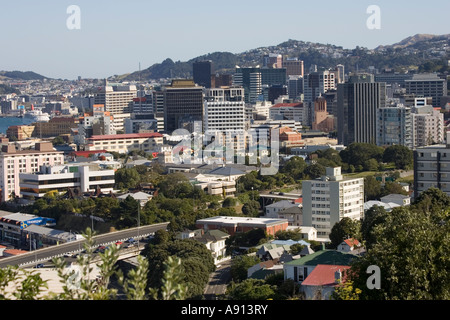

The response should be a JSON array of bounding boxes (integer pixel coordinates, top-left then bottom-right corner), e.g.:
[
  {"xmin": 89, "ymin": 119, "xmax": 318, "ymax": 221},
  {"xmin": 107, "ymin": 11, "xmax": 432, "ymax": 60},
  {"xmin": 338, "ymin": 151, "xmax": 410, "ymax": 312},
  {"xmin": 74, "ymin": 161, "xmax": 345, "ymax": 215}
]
[
  {"xmin": 203, "ymin": 259, "xmax": 232, "ymax": 300},
  {"xmin": 0, "ymin": 222, "xmax": 169, "ymax": 269}
]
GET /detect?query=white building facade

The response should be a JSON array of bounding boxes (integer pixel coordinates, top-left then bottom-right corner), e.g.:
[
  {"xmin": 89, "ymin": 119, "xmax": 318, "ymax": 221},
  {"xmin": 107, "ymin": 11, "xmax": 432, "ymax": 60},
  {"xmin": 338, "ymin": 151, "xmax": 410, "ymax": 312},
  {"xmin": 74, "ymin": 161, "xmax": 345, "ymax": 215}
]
[{"xmin": 302, "ymin": 167, "xmax": 364, "ymax": 239}]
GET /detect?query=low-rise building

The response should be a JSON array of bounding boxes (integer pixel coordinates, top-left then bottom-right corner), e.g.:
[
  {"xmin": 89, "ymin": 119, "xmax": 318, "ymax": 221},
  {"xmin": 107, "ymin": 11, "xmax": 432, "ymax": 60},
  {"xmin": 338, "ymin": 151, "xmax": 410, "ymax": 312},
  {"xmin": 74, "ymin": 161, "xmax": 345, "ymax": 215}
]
[
  {"xmin": 0, "ymin": 212, "xmax": 56, "ymax": 248},
  {"xmin": 0, "ymin": 141, "xmax": 64, "ymax": 202},
  {"xmin": 85, "ymin": 132, "xmax": 163, "ymax": 154},
  {"xmin": 19, "ymin": 162, "xmax": 115, "ymax": 199},
  {"xmin": 195, "ymin": 216, "xmax": 289, "ymax": 237}
]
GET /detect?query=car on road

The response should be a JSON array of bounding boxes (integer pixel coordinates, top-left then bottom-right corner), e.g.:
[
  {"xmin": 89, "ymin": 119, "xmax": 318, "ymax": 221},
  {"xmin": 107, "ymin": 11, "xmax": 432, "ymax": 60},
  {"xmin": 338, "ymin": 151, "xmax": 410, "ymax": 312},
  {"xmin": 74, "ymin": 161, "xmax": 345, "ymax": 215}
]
[
  {"xmin": 34, "ymin": 263, "xmax": 44, "ymax": 268},
  {"xmin": 115, "ymin": 241, "xmax": 123, "ymax": 248}
]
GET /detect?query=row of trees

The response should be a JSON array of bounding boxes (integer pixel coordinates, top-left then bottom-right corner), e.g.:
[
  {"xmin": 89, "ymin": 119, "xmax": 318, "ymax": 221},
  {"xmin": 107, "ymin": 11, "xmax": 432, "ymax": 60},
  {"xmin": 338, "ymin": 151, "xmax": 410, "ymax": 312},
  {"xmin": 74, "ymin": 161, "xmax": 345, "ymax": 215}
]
[{"xmin": 327, "ymin": 188, "xmax": 450, "ymax": 300}]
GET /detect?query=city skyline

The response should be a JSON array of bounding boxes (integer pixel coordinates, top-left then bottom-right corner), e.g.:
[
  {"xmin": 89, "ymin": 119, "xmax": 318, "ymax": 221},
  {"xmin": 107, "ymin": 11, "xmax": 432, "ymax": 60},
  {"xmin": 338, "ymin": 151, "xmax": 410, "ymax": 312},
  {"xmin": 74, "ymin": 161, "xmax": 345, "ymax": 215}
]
[{"xmin": 0, "ymin": 0, "xmax": 449, "ymax": 80}]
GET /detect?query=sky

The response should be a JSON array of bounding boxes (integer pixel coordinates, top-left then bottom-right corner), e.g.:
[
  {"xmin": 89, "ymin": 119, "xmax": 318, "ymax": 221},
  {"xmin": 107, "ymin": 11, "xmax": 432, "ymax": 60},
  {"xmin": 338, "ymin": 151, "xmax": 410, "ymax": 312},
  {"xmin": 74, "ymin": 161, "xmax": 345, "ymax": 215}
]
[{"xmin": 0, "ymin": 0, "xmax": 448, "ymax": 80}]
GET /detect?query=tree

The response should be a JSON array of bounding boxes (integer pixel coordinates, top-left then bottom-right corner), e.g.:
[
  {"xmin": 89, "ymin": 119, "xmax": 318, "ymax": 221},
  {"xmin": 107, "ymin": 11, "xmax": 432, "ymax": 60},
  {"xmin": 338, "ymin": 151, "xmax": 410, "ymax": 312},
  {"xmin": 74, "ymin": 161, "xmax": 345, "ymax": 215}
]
[
  {"xmin": 275, "ymin": 229, "xmax": 302, "ymax": 241},
  {"xmin": 241, "ymin": 200, "xmax": 260, "ymax": 217},
  {"xmin": 329, "ymin": 217, "xmax": 361, "ymax": 249},
  {"xmin": 364, "ymin": 176, "xmax": 382, "ymax": 200},
  {"xmin": 146, "ymin": 239, "xmax": 215, "ymax": 299},
  {"xmin": 222, "ymin": 197, "xmax": 237, "ymax": 208},
  {"xmin": 115, "ymin": 168, "xmax": 141, "ymax": 190},
  {"xmin": 149, "ymin": 256, "xmax": 187, "ymax": 300},
  {"xmin": 230, "ymin": 255, "xmax": 262, "ymax": 282},
  {"xmin": 226, "ymin": 279, "xmax": 276, "ymax": 300},
  {"xmin": 349, "ymin": 205, "xmax": 450, "ymax": 300},
  {"xmin": 280, "ymin": 156, "xmax": 307, "ymax": 180},
  {"xmin": 383, "ymin": 145, "xmax": 413, "ymax": 170},
  {"xmin": 360, "ymin": 205, "xmax": 389, "ymax": 249},
  {"xmin": 303, "ymin": 163, "xmax": 326, "ymax": 179},
  {"xmin": 340, "ymin": 143, "xmax": 384, "ymax": 168}
]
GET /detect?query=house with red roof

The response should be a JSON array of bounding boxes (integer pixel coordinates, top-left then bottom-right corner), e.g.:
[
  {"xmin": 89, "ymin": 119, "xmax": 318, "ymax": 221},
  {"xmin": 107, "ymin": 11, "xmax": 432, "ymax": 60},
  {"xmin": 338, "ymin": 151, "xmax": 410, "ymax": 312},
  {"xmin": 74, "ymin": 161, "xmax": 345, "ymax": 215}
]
[
  {"xmin": 337, "ymin": 238, "xmax": 361, "ymax": 253},
  {"xmin": 301, "ymin": 264, "xmax": 351, "ymax": 300}
]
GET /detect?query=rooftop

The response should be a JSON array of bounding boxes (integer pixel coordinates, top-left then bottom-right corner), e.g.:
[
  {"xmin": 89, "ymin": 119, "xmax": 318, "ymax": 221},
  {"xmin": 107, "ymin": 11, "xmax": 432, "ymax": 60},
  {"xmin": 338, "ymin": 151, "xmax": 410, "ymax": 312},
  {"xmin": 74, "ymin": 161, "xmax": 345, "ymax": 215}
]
[
  {"xmin": 285, "ymin": 249, "xmax": 357, "ymax": 267},
  {"xmin": 196, "ymin": 216, "xmax": 288, "ymax": 227},
  {"xmin": 301, "ymin": 264, "xmax": 351, "ymax": 287},
  {"xmin": 88, "ymin": 132, "xmax": 163, "ymax": 141}
]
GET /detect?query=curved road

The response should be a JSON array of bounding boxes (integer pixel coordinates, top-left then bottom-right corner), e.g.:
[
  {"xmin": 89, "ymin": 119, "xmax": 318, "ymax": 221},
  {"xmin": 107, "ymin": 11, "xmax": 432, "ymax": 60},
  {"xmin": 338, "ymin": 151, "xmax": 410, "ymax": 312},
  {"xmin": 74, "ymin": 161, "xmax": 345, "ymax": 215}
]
[{"xmin": 0, "ymin": 222, "xmax": 169, "ymax": 269}]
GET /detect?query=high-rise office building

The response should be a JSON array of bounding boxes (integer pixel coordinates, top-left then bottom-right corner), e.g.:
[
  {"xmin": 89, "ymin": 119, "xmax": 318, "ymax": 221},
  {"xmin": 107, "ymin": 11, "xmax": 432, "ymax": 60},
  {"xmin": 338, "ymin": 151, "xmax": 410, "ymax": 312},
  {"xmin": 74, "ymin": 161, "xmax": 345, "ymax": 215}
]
[
  {"xmin": 302, "ymin": 167, "xmax": 364, "ymax": 238},
  {"xmin": 204, "ymin": 87, "xmax": 246, "ymax": 153},
  {"xmin": 94, "ymin": 83, "xmax": 137, "ymax": 115},
  {"xmin": 288, "ymin": 75, "xmax": 303, "ymax": 101},
  {"xmin": 193, "ymin": 60, "xmax": 214, "ymax": 88},
  {"xmin": 234, "ymin": 67, "xmax": 287, "ymax": 103},
  {"xmin": 337, "ymin": 74, "xmax": 387, "ymax": 146},
  {"xmin": 405, "ymin": 73, "xmax": 447, "ymax": 107},
  {"xmin": 283, "ymin": 58, "xmax": 304, "ymax": 77},
  {"xmin": 163, "ymin": 80, "xmax": 204, "ymax": 133},
  {"xmin": 303, "ymin": 70, "xmax": 336, "ymax": 103}
]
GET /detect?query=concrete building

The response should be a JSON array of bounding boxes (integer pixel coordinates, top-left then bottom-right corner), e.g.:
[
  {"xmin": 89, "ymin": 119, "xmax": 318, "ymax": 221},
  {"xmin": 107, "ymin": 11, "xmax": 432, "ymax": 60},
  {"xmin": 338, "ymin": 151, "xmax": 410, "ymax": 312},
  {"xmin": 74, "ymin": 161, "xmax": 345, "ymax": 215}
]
[
  {"xmin": 195, "ymin": 216, "xmax": 289, "ymax": 237},
  {"xmin": 411, "ymin": 105, "xmax": 445, "ymax": 147},
  {"xmin": 269, "ymin": 102, "xmax": 307, "ymax": 125},
  {"xmin": 283, "ymin": 58, "xmax": 304, "ymax": 77},
  {"xmin": 413, "ymin": 136, "xmax": 450, "ymax": 199},
  {"xmin": 405, "ymin": 73, "xmax": 447, "ymax": 107},
  {"xmin": 303, "ymin": 70, "xmax": 336, "ymax": 103},
  {"xmin": 203, "ymin": 87, "xmax": 246, "ymax": 152},
  {"xmin": 19, "ymin": 162, "xmax": 115, "ymax": 199},
  {"xmin": 94, "ymin": 83, "xmax": 137, "ymax": 115},
  {"xmin": 0, "ymin": 142, "xmax": 64, "ymax": 202},
  {"xmin": 85, "ymin": 132, "xmax": 163, "ymax": 154},
  {"xmin": 302, "ymin": 167, "xmax": 364, "ymax": 239},
  {"xmin": 77, "ymin": 105, "xmax": 116, "ymax": 145},
  {"xmin": 124, "ymin": 113, "xmax": 158, "ymax": 134}
]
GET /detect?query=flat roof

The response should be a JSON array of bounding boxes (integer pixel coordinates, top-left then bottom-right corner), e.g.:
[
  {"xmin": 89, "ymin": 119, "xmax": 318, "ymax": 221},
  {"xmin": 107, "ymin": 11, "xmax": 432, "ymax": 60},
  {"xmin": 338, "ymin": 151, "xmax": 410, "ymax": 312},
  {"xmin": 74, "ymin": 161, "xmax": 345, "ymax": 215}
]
[
  {"xmin": 0, "ymin": 212, "xmax": 38, "ymax": 222},
  {"xmin": 88, "ymin": 132, "xmax": 163, "ymax": 141},
  {"xmin": 196, "ymin": 216, "xmax": 288, "ymax": 226}
]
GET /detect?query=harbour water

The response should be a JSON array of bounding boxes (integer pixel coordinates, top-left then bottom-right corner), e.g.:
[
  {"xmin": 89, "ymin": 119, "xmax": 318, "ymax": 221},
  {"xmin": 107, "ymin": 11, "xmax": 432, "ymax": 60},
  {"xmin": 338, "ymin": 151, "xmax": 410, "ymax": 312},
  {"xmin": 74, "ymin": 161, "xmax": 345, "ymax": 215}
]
[{"xmin": 0, "ymin": 117, "xmax": 24, "ymax": 134}]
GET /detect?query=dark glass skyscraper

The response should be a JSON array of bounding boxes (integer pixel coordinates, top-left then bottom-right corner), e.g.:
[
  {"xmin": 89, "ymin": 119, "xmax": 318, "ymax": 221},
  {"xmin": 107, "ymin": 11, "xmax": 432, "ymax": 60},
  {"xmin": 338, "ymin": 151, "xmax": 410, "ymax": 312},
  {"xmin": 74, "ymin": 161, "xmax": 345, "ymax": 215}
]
[
  {"xmin": 337, "ymin": 74, "xmax": 386, "ymax": 146},
  {"xmin": 193, "ymin": 60, "xmax": 214, "ymax": 88}
]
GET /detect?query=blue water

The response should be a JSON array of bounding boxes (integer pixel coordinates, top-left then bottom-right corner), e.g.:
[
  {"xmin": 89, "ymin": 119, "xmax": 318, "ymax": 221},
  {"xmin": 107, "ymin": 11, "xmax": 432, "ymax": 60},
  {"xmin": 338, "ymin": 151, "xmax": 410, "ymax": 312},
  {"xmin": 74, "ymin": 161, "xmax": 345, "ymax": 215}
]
[{"xmin": 0, "ymin": 117, "xmax": 25, "ymax": 134}]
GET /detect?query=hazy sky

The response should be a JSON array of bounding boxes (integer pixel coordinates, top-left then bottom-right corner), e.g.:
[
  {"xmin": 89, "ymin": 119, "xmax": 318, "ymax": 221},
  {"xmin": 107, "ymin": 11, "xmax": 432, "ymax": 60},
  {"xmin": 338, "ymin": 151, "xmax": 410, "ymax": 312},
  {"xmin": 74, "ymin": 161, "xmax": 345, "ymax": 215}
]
[{"xmin": 0, "ymin": 0, "xmax": 448, "ymax": 79}]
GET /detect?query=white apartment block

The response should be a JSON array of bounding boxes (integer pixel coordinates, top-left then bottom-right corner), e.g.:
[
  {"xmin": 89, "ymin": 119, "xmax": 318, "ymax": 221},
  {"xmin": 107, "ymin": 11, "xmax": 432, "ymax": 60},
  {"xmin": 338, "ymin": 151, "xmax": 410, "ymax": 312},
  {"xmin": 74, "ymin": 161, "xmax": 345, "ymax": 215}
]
[
  {"xmin": 411, "ymin": 104, "xmax": 445, "ymax": 147},
  {"xmin": 0, "ymin": 142, "xmax": 64, "ymax": 202},
  {"xmin": 85, "ymin": 132, "xmax": 163, "ymax": 154},
  {"xmin": 19, "ymin": 162, "xmax": 115, "ymax": 199},
  {"xmin": 302, "ymin": 167, "xmax": 364, "ymax": 239}
]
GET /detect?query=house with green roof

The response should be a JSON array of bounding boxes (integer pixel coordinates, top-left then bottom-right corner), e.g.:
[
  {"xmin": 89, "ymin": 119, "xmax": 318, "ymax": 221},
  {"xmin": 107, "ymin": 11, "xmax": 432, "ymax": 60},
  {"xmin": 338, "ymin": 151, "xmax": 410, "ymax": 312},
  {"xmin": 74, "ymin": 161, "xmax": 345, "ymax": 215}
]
[{"xmin": 283, "ymin": 249, "xmax": 357, "ymax": 283}]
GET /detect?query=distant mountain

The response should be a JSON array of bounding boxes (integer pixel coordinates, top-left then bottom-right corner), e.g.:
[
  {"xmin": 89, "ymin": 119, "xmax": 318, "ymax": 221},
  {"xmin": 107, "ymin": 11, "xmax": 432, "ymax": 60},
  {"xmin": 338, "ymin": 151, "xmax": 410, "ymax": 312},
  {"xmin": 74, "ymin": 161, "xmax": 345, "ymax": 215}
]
[
  {"xmin": 120, "ymin": 34, "xmax": 450, "ymax": 81},
  {"xmin": 0, "ymin": 70, "xmax": 49, "ymax": 81}
]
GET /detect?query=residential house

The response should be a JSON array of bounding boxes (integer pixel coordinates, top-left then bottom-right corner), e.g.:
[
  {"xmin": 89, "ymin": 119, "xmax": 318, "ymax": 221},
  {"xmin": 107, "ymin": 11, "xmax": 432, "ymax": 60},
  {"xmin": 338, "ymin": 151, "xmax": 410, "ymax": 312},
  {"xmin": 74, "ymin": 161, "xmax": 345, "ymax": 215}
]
[
  {"xmin": 265, "ymin": 200, "xmax": 297, "ymax": 217},
  {"xmin": 301, "ymin": 264, "xmax": 351, "ymax": 300},
  {"xmin": 283, "ymin": 249, "xmax": 356, "ymax": 284},
  {"xmin": 380, "ymin": 194, "xmax": 411, "ymax": 207},
  {"xmin": 194, "ymin": 229, "xmax": 230, "ymax": 264},
  {"xmin": 337, "ymin": 238, "xmax": 362, "ymax": 253}
]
